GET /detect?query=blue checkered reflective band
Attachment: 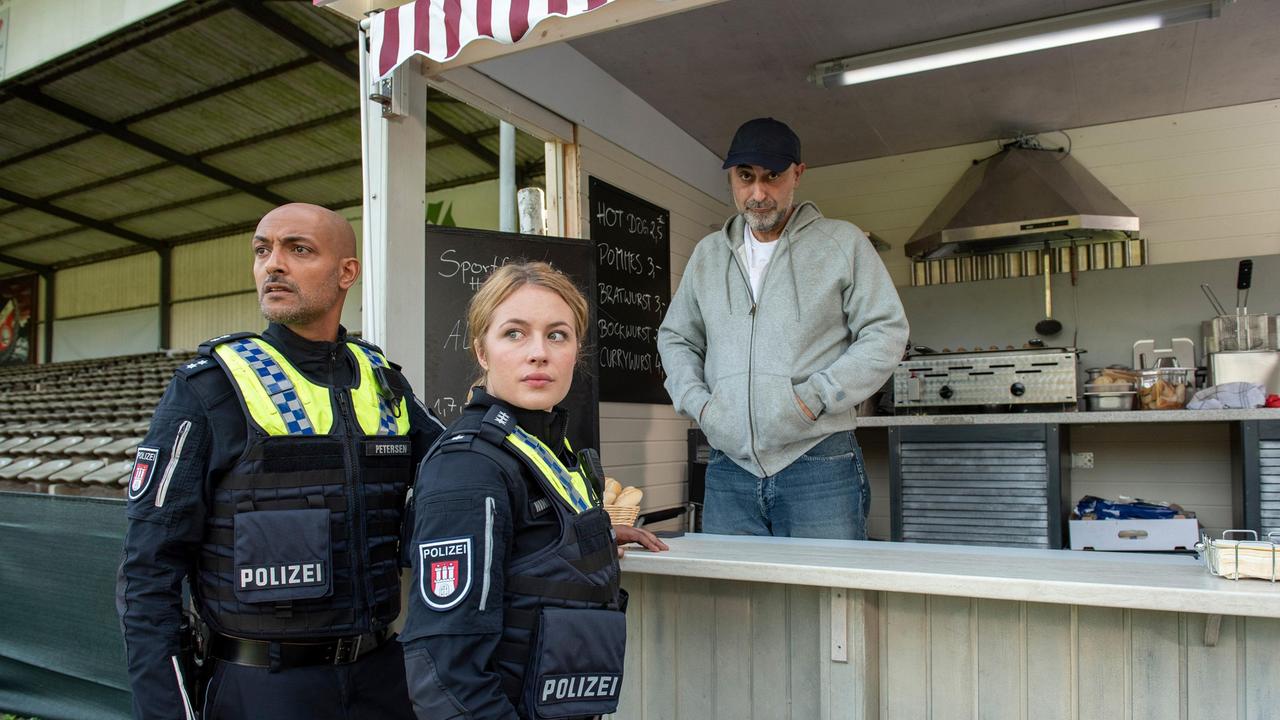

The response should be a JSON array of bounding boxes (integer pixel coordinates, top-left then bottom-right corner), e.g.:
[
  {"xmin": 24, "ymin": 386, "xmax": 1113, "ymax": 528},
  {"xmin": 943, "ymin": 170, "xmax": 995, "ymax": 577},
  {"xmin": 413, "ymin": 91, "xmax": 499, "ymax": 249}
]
[
  {"xmin": 351, "ymin": 344, "xmax": 399, "ymax": 436},
  {"xmin": 229, "ymin": 339, "xmax": 315, "ymax": 435},
  {"xmin": 511, "ymin": 426, "xmax": 590, "ymax": 513}
]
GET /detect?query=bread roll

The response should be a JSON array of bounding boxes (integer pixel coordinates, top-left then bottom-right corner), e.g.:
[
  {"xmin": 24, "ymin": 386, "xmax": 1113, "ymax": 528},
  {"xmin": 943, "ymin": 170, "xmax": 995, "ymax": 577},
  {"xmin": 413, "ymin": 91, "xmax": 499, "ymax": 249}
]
[
  {"xmin": 604, "ymin": 477, "xmax": 622, "ymax": 496},
  {"xmin": 615, "ymin": 486, "xmax": 643, "ymax": 508},
  {"xmin": 603, "ymin": 489, "xmax": 619, "ymax": 505}
]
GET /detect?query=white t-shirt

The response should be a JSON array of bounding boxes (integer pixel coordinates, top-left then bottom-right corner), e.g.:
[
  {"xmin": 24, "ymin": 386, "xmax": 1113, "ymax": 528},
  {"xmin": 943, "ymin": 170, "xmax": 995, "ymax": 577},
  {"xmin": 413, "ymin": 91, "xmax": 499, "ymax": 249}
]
[{"xmin": 742, "ymin": 223, "xmax": 778, "ymax": 300}]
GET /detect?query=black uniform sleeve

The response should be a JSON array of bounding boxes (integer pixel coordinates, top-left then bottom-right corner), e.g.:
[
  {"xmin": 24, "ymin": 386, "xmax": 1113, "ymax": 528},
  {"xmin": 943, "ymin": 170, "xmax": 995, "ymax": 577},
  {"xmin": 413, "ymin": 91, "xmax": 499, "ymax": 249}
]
[
  {"xmin": 400, "ymin": 447, "xmax": 519, "ymax": 720},
  {"xmin": 115, "ymin": 376, "xmax": 214, "ymax": 720}
]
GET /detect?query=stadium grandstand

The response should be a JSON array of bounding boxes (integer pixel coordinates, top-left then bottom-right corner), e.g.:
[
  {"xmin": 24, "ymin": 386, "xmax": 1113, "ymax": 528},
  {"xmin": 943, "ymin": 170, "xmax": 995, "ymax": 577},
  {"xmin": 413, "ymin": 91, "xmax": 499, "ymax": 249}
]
[
  {"xmin": 0, "ymin": 3, "xmax": 549, "ymax": 717},
  {"xmin": 0, "ymin": 350, "xmax": 189, "ymax": 496}
]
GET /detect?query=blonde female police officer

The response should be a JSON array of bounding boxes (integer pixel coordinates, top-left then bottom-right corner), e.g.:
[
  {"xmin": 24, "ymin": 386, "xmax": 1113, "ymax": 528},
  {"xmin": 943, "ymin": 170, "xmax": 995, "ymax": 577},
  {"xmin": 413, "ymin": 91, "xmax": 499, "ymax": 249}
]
[{"xmin": 400, "ymin": 262, "xmax": 666, "ymax": 720}]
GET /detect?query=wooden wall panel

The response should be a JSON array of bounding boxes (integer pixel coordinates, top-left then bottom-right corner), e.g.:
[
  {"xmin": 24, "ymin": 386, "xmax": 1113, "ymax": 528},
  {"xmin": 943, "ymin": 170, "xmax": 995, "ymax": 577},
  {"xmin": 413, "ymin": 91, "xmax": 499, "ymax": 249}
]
[
  {"xmin": 1186, "ymin": 613, "xmax": 1240, "ymax": 719},
  {"xmin": 975, "ymin": 599, "xmax": 1022, "ymax": 720},
  {"xmin": 1244, "ymin": 616, "xmax": 1280, "ymax": 720},
  {"xmin": 576, "ymin": 127, "xmax": 731, "ymax": 518},
  {"xmin": 1024, "ymin": 603, "xmax": 1073, "ymax": 720}
]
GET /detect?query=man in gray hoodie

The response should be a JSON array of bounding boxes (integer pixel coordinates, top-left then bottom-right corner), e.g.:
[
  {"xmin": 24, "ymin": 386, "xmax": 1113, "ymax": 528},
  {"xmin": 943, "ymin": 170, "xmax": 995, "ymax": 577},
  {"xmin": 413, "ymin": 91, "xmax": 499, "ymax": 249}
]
[{"xmin": 658, "ymin": 117, "xmax": 908, "ymax": 539}]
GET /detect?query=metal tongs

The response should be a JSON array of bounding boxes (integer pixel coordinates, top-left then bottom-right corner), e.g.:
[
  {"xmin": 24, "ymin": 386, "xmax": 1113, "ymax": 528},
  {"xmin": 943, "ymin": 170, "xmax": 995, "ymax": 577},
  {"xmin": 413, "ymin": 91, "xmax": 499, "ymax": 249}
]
[{"xmin": 1200, "ymin": 283, "xmax": 1227, "ymax": 316}]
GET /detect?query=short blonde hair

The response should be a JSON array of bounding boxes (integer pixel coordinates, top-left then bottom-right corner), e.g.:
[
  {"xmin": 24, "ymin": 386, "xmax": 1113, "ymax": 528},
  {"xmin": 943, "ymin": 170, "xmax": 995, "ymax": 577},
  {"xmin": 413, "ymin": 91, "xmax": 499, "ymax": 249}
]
[{"xmin": 467, "ymin": 261, "xmax": 590, "ymax": 386}]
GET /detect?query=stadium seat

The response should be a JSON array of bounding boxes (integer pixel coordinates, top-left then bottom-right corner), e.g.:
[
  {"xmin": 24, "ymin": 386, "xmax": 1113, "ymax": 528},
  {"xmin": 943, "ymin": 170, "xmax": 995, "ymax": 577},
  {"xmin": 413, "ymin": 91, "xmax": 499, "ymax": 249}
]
[
  {"xmin": 20, "ymin": 459, "xmax": 74, "ymax": 481},
  {"xmin": 36, "ymin": 436, "xmax": 86, "ymax": 455},
  {"xmin": 50, "ymin": 459, "xmax": 108, "ymax": 482},
  {"xmin": 0, "ymin": 458, "xmax": 43, "ymax": 480},
  {"xmin": 68, "ymin": 436, "xmax": 116, "ymax": 456},
  {"xmin": 94, "ymin": 437, "xmax": 144, "ymax": 458},
  {"xmin": 83, "ymin": 460, "xmax": 133, "ymax": 485},
  {"xmin": 2, "ymin": 436, "xmax": 57, "ymax": 454}
]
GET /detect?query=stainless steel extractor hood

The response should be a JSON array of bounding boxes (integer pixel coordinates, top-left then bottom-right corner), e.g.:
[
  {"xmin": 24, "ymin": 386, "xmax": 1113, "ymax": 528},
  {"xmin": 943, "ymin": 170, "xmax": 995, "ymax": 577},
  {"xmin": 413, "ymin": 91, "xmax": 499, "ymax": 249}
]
[{"xmin": 905, "ymin": 142, "xmax": 1139, "ymax": 259}]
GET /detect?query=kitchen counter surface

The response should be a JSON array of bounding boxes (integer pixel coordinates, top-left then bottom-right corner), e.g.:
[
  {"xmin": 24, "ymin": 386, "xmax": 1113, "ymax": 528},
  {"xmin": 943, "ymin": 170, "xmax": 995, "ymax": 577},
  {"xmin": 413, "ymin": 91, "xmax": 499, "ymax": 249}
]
[
  {"xmin": 620, "ymin": 533, "xmax": 1280, "ymax": 618},
  {"xmin": 858, "ymin": 407, "xmax": 1280, "ymax": 426}
]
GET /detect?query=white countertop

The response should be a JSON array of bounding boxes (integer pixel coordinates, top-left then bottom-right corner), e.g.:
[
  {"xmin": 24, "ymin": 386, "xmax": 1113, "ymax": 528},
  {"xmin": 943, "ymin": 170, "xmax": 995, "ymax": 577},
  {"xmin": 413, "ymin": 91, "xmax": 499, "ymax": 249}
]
[
  {"xmin": 857, "ymin": 407, "xmax": 1280, "ymax": 427},
  {"xmin": 619, "ymin": 534, "xmax": 1280, "ymax": 618}
]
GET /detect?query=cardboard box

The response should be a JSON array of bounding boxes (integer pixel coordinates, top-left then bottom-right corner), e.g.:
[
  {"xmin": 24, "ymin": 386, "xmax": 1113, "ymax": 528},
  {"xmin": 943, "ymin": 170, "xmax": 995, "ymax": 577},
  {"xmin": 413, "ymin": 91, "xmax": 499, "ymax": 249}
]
[{"xmin": 1069, "ymin": 518, "xmax": 1200, "ymax": 551}]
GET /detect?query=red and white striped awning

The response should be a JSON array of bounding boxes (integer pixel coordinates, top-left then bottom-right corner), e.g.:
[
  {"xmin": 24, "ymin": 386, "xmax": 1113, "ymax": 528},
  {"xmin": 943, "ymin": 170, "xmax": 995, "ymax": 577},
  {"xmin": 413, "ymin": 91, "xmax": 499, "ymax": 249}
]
[{"xmin": 365, "ymin": 0, "xmax": 616, "ymax": 79}]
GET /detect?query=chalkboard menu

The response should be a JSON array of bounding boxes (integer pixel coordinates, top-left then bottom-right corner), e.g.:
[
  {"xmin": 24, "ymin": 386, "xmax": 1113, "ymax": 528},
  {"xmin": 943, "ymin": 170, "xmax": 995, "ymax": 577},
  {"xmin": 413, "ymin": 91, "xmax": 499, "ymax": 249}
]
[
  {"xmin": 588, "ymin": 176, "xmax": 671, "ymax": 404},
  {"xmin": 424, "ymin": 226, "xmax": 599, "ymax": 451}
]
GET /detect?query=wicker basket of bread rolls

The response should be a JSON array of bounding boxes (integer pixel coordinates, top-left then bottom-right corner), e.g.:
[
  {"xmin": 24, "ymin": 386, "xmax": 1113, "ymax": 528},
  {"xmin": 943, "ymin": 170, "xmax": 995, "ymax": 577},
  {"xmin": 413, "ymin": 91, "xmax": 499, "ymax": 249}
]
[{"xmin": 602, "ymin": 477, "xmax": 642, "ymax": 526}]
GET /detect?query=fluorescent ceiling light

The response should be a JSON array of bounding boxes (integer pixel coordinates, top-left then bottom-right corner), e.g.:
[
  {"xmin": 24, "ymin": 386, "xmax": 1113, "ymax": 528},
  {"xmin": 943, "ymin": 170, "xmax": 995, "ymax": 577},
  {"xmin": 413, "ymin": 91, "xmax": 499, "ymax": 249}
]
[{"xmin": 811, "ymin": 0, "xmax": 1230, "ymax": 88}]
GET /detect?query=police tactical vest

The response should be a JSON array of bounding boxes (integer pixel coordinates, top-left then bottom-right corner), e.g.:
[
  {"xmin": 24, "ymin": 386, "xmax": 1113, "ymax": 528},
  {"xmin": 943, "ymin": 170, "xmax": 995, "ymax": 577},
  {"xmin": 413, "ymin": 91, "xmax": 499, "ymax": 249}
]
[
  {"xmin": 432, "ymin": 406, "xmax": 625, "ymax": 719},
  {"xmin": 196, "ymin": 333, "xmax": 412, "ymax": 640}
]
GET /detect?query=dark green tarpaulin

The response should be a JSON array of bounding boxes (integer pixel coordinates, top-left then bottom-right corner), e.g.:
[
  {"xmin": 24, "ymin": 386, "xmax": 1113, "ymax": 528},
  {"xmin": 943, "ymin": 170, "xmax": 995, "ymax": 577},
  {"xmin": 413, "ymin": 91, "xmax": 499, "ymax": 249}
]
[{"xmin": 0, "ymin": 492, "xmax": 131, "ymax": 720}]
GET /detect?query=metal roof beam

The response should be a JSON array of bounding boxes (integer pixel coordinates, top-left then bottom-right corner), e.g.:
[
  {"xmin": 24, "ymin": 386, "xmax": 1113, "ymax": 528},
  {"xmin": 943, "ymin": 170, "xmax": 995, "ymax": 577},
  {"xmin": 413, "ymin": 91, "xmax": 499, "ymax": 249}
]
[
  {"xmin": 38, "ymin": 153, "xmax": 545, "ymax": 270},
  {"xmin": 228, "ymin": 1, "xmax": 359, "ymax": 81},
  {"xmin": 0, "ymin": 186, "xmax": 166, "ymax": 252},
  {"xmin": 427, "ymin": 160, "xmax": 544, "ymax": 192},
  {"xmin": 0, "ymin": 253, "xmax": 51, "ymax": 274},
  {"xmin": 1, "ymin": 158, "xmax": 364, "ymax": 252},
  {"xmin": 9, "ymin": 87, "xmax": 291, "ymax": 207},
  {"xmin": 428, "ymin": 126, "xmax": 500, "ymax": 150},
  {"xmin": 0, "ymin": 115, "xmax": 497, "ymax": 225},
  {"xmin": 0, "ymin": 50, "xmax": 353, "ymax": 173},
  {"xmin": 197, "ymin": 109, "xmax": 356, "ymax": 157},
  {"xmin": 227, "ymin": 2, "xmax": 500, "ymax": 169},
  {"xmin": 426, "ymin": 115, "xmax": 501, "ymax": 168},
  {"xmin": 0, "ymin": 110, "xmax": 356, "ymax": 224}
]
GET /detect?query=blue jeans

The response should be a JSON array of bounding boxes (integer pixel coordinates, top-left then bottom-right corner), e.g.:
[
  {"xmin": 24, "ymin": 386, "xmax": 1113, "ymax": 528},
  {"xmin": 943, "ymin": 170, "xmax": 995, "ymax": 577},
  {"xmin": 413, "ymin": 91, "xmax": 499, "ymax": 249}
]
[{"xmin": 702, "ymin": 431, "xmax": 870, "ymax": 539}]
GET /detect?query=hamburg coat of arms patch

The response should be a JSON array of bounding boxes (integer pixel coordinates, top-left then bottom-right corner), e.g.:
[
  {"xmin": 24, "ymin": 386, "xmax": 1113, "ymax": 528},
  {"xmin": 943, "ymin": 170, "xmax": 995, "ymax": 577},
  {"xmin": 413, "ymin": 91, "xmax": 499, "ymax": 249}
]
[
  {"xmin": 418, "ymin": 537, "xmax": 472, "ymax": 611},
  {"xmin": 127, "ymin": 446, "xmax": 161, "ymax": 501}
]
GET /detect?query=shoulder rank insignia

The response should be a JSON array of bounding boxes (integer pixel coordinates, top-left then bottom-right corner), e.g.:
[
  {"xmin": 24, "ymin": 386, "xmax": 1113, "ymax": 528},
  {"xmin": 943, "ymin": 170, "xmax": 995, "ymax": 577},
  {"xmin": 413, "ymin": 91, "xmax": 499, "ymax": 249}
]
[
  {"xmin": 174, "ymin": 356, "xmax": 218, "ymax": 378},
  {"xmin": 197, "ymin": 331, "xmax": 258, "ymax": 356},
  {"xmin": 347, "ymin": 335, "xmax": 385, "ymax": 355},
  {"xmin": 482, "ymin": 405, "xmax": 517, "ymax": 432}
]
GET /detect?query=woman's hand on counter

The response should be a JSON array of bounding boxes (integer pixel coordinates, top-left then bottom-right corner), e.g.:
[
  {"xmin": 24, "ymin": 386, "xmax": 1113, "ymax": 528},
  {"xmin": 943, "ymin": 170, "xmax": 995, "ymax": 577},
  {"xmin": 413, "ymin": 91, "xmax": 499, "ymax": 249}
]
[{"xmin": 614, "ymin": 525, "xmax": 669, "ymax": 557}]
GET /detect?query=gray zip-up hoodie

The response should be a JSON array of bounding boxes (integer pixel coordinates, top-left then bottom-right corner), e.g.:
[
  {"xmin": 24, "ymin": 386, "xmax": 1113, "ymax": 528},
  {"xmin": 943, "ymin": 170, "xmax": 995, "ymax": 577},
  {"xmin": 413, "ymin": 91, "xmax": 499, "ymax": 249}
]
[{"xmin": 658, "ymin": 201, "xmax": 908, "ymax": 478}]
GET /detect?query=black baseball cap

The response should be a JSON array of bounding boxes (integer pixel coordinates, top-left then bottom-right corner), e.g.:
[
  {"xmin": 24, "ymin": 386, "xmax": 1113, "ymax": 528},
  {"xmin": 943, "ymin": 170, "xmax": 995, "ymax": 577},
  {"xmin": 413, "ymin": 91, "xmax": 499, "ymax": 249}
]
[{"xmin": 722, "ymin": 117, "xmax": 802, "ymax": 173}]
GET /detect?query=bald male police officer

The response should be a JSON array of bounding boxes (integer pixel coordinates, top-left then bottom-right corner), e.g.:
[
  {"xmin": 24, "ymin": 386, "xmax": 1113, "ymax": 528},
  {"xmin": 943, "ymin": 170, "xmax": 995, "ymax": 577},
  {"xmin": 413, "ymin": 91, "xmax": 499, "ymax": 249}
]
[{"xmin": 116, "ymin": 204, "xmax": 444, "ymax": 720}]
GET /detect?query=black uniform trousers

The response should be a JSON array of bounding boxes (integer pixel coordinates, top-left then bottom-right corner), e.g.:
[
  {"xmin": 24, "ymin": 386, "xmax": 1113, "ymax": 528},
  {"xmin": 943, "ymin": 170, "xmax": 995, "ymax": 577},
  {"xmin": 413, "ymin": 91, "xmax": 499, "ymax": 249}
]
[{"xmin": 201, "ymin": 638, "xmax": 415, "ymax": 720}]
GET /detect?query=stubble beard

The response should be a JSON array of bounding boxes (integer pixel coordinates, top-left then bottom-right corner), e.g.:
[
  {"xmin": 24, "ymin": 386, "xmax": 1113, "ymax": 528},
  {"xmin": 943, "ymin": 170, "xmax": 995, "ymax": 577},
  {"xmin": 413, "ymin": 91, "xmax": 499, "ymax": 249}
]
[
  {"xmin": 740, "ymin": 192, "xmax": 795, "ymax": 235},
  {"xmin": 259, "ymin": 270, "xmax": 342, "ymax": 326}
]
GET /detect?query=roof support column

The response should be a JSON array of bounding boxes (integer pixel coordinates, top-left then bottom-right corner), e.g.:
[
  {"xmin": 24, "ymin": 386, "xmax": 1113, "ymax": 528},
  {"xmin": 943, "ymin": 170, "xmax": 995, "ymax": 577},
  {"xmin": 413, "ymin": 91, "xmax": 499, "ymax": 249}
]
[
  {"xmin": 42, "ymin": 272, "xmax": 55, "ymax": 364},
  {"xmin": 158, "ymin": 247, "xmax": 172, "ymax": 350},
  {"xmin": 360, "ymin": 32, "xmax": 427, "ymax": 390},
  {"xmin": 499, "ymin": 121, "xmax": 516, "ymax": 233}
]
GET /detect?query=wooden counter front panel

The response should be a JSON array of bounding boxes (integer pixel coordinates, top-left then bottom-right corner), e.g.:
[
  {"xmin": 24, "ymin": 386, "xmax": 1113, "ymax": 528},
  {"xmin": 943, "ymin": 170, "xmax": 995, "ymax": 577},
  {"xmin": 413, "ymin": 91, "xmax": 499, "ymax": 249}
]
[{"xmin": 611, "ymin": 575, "xmax": 1280, "ymax": 720}]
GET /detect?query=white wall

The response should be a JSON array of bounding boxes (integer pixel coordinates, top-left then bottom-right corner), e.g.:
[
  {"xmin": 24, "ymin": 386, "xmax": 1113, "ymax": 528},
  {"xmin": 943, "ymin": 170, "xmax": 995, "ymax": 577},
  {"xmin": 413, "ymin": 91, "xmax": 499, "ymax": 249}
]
[
  {"xmin": 0, "ymin": 0, "xmax": 183, "ymax": 81},
  {"xmin": 576, "ymin": 126, "xmax": 731, "ymax": 516},
  {"xmin": 798, "ymin": 100, "xmax": 1280, "ymax": 288},
  {"xmin": 52, "ymin": 306, "xmax": 158, "ymax": 361}
]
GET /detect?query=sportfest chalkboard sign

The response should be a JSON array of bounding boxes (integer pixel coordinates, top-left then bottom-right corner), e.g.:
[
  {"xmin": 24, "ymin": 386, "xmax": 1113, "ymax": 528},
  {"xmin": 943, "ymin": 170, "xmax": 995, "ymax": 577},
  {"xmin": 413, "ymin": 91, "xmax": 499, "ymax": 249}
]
[
  {"xmin": 423, "ymin": 226, "xmax": 599, "ymax": 451},
  {"xmin": 588, "ymin": 177, "xmax": 671, "ymax": 404}
]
